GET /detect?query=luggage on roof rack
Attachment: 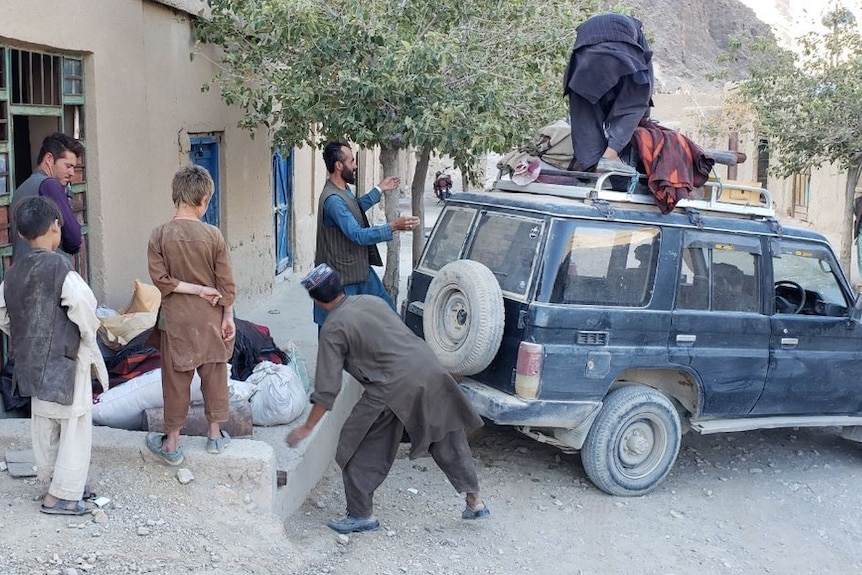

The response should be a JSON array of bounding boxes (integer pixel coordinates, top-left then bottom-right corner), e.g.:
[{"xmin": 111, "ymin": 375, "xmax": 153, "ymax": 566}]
[{"xmin": 492, "ymin": 168, "xmax": 775, "ymax": 219}]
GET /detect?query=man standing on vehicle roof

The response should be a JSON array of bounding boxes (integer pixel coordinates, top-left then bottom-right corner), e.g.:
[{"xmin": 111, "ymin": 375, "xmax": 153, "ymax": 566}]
[
  {"xmin": 563, "ymin": 13, "xmax": 654, "ymax": 175},
  {"xmin": 313, "ymin": 141, "xmax": 420, "ymax": 326}
]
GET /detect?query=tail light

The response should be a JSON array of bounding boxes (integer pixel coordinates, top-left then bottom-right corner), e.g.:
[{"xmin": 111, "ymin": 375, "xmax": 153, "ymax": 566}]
[{"xmin": 515, "ymin": 342, "xmax": 543, "ymax": 399}]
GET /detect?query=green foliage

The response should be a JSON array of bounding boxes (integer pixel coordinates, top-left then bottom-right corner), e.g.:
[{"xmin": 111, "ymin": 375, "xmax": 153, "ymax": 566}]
[
  {"xmin": 196, "ymin": 0, "xmax": 600, "ymax": 175},
  {"xmin": 735, "ymin": 5, "xmax": 862, "ymax": 178}
]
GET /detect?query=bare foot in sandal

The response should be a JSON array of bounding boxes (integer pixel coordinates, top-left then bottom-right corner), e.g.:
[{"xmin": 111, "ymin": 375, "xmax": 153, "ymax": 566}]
[{"xmin": 40, "ymin": 495, "xmax": 89, "ymax": 516}]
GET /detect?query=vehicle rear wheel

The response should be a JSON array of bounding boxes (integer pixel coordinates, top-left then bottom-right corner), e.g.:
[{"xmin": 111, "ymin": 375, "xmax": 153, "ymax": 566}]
[
  {"xmin": 423, "ymin": 259, "xmax": 505, "ymax": 376},
  {"xmin": 581, "ymin": 386, "xmax": 681, "ymax": 496}
]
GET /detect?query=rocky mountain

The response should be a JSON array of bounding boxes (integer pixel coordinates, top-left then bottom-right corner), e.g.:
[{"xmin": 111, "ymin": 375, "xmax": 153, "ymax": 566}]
[{"xmin": 601, "ymin": 0, "xmax": 776, "ymax": 92}]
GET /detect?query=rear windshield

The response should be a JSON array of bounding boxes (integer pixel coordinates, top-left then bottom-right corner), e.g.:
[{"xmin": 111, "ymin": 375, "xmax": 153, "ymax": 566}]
[
  {"xmin": 464, "ymin": 212, "xmax": 544, "ymax": 296},
  {"xmin": 421, "ymin": 207, "xmax": 477, "ymax": 272},
  {"xmin": 419, "ymin": 206, "xmax": 544, "ymax": 298}
]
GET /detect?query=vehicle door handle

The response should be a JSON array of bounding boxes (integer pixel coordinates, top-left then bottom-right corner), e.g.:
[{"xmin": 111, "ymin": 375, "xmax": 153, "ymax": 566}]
[
  {"xmin": 780, "ymin": 337, "xmax": 798, "ymax": 348},
  {"xmin": 676, "ymin": 334, "xmax": 696, "ymax": 346}
]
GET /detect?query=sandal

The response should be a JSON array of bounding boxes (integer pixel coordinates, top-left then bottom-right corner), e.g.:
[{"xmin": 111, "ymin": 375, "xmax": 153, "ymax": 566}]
[
  {"xmin": 461, "ymin": 503, "xmax": 490, "ymax": 520},
  {"xmin": 83, "ymin": 484, "xmax": 97, "ymax": 501},
  {"xmin": 40, "ymin": 499, "xmax": 90, "ymax": 516},
  {"xmin": 146, "ymin": 432, "xmax": 184, "ymax": 466},
  {"xmin": 206, "ymin": 430, "xmax": 231, "ymax": 454}
]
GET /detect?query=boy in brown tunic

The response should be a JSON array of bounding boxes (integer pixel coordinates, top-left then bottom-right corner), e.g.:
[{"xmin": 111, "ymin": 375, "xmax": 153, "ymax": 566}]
[
  {"xmin": 288, "ymin": 264, "xmax": 489, "ymax": 534},
  {"xmin": 145, "ymin": 165, "xmax": 237, "ymax": 465}
]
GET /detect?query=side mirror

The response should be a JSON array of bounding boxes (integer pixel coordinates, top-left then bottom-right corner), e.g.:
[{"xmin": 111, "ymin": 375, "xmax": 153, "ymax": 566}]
[{"xmin": 851, "ymin": 292, "xmax": 862, "ymax": 323}]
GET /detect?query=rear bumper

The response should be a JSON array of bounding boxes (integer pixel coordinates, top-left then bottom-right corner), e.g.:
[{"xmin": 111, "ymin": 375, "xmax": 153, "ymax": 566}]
[{"xmin": 459, "ymin": 378, "xmax": 601, "ymax": 428}]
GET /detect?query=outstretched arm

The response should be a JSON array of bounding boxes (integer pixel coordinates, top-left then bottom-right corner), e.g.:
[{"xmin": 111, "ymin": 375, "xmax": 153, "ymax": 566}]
[
  {"xmin": 286, "ymin": 403, "xmax": 327, "ymax": 446},
  {"xmin": 285, "ymin": 328, "xmax": 346, "ymax": 447},
  {"xmin": 323, "ymin": 194, "xmax": 393, "ymax": 245}
]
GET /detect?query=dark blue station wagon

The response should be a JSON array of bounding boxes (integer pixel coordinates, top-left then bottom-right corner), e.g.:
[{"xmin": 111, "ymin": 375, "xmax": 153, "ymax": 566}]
[{"xmin": 404, "ymin": 174, "xmax": 862, "ymax": 496}]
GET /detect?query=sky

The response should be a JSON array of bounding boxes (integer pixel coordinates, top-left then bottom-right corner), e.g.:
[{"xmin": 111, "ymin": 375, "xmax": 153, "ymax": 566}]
[{"xmin": 737, "ymin": 0, "xmax": 859, "ymax": 43}]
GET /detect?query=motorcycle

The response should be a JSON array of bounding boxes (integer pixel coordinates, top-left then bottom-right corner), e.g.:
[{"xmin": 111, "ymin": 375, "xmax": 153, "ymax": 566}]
[{"xmin": 433, "ymin": 170, "xmax": 453, "ymax": 203}]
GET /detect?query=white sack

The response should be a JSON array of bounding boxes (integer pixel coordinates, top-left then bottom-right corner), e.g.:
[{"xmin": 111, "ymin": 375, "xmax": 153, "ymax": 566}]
[
  {"xmin": 93, "ymin": 369, "xmax": 203, "ymax": 430},
  {"xmin": 248, "ymin": 361, "xmax": 307, "ymax": 426}
]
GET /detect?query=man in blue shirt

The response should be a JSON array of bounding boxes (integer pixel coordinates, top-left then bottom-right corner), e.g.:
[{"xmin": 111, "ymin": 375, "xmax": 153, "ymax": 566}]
[
  {"xmin": 313, "ymin": 142, "xmax": 419, "ymax": 326},
  {"xmin": 10, "ymin": 133, "xmax": 83, "ymax": 262}
]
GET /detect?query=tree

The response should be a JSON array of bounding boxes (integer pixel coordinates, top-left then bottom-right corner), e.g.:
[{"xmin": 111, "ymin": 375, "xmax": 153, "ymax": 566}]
[
  {"xmin": 732, "ymin": 5, "xmax": 862, "ymax": 271},
  {"xmin": 195, "ymin": 0, "xmax": 600, "ymax": 302}
]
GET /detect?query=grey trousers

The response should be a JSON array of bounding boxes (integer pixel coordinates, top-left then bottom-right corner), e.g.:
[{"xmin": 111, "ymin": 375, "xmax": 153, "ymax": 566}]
[{"xmin": 341, "ymin": 407, "xmax": 480, "ymax": 518}]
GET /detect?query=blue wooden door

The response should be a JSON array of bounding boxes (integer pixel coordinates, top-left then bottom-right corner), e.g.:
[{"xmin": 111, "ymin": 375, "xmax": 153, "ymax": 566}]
[
  {"xmin": 272, "ymin": 150, "xmax": 293, "ymax": 274},
  {"xmin": 190, "ymin": 136, "xmax": 220, "ymax": 227}
]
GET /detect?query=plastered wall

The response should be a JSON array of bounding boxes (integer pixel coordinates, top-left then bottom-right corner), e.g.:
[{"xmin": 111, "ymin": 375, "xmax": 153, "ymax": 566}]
[{"xmin": 1, "ymin": 1, "xmax": 274, "ymax": 308}]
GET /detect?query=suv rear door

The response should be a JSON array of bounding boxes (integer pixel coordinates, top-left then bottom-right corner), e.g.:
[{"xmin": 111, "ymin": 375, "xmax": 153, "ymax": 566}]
[
  {"xmin": 460, "ymin": 209, "xmax": 545, "ymax": 390},
  {"xmin": 410, "ymin": 204, "xmax": 545, "ymax": 392}
]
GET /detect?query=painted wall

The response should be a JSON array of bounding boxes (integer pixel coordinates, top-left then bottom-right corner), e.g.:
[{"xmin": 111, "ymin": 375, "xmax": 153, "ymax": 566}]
[{"xmin": 0, "ymin": 0, "xmax": 274, "ymax": 309}]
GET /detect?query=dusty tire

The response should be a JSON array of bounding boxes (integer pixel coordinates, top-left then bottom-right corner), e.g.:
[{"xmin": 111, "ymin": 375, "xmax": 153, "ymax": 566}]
[
  {"xmin": 581, "ymin": 386, "xmax": 681, "ymax": 496},
  {"xmin": 423, "ymin": 260, "xmax": 505, "ymax": 376}
]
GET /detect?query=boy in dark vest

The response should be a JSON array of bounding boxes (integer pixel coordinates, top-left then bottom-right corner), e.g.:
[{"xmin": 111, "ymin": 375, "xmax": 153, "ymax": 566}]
[{"xmin": 0, "ymin": 196, "xmax": 107, "ymax": 515}]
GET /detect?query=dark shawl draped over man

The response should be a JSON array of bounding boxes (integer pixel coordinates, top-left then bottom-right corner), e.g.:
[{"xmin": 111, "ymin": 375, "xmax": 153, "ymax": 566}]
[{"xmin": 563, "ymin": 13, "xmax": 654, "ymax": 172}]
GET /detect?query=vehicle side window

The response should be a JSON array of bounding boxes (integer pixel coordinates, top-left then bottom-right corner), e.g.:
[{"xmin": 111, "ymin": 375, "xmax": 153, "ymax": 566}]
[
  {"xmin": 676, "ymin": 235, "xmax": 761, "ymax": 313},
  {"xmin": 420, "ymin": 207, "xmax": 476, "ymax": 272},
  {"xmin": 549, "ymin": 224, "xmax": 660, "ymax": 306},
  {"xmin": 772, "ymin": 243, "xmax": 850, "ymax": 315},
  {"xmin": 465, "ymin": 212, "xmax": 543, "ymax": 296}
]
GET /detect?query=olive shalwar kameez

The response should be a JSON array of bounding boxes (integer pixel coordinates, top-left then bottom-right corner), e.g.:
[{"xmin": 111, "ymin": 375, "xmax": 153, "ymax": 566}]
[{"xmin": 313, "ymin": 295, "xmax": 483, "ymax": 518}]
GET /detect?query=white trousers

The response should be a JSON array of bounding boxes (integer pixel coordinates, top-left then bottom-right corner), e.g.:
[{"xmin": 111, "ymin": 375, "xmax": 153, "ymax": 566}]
[{"xmin": 31, "ymin": 411, "xmax": 92, "ymax": 501}]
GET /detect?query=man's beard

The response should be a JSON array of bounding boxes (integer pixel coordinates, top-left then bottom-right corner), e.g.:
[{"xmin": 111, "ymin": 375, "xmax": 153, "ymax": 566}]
[{"xmin": 341, "ymin": 166, "xmax": 356, "ymax": 185}]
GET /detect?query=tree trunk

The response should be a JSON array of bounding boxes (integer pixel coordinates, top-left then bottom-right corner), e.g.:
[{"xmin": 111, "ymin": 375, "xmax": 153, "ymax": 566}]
[
  {"xmin": 411, "ymin": 145, "xmax": 432, "ymax": 266},
  {"xmin": 841, "ymin": 161, "xmax": 862, "ymax": 283},
  {"xmin": 380, "ymin": 145, "xmax": 401, "ymax": 304}
]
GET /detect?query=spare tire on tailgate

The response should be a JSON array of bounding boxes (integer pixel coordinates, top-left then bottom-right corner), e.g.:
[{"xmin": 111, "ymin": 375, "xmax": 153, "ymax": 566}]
[{"xmin": 423, "ymin": 259, "xmax": 505, "ymax": 376}]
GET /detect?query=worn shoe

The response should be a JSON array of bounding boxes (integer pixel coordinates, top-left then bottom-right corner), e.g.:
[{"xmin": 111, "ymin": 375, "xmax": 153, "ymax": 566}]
[
  {"xmin": 40, "ymin": 499, "xmax": 90, "ymax": 516},
  {"xmin": 595, "ymin": 157, "xmax": 638, "ymax": 175},
  {"xmin": 327, "ymin": 515, "xmax": 380, "ymax": 534},
  {"xmin": 461, "ymin": 503, "xmax": 490, "ymax": 520},
  {"xmin": 146, "ymin": 432, "xmax": 184, "ymax": 466},
  {"xmin": 206, "ymin": 430, "xmax": 231, "ymax": 454}
]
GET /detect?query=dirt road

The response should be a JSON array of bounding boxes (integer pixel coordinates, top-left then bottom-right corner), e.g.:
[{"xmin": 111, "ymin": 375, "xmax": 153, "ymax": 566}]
[
  {"xmin": 286, "ymin": 423, "xmax": 862, "ymax": 575},
  {"xmin": 2, "ymin": 421, "xmax": 862, "ymax": 574}
]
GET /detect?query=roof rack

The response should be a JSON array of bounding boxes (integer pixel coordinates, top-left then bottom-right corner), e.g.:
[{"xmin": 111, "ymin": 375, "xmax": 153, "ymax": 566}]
[{"xmin": 492, "ymin": 171, "xmax": 776, "ymax": 218}]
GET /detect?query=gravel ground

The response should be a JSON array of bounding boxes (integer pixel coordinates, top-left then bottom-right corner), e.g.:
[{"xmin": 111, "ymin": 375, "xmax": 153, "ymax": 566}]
[{"xmin": 3, "ymin": 420, "xmax": 862, "ymax": 575}]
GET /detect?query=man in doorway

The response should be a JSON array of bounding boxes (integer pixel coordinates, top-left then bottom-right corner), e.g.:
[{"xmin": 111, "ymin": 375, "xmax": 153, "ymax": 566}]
[
  {"xmin": 288, "ymin": 264, "xmax": 490, "ymax": 534},
  {"xmin": 563, "ymin": 13, "xmax": 654, "ymax": 174},
  {"xmin": 313, "ymin": 141, "xmax": 419, "ymax": 326},
  {"xmin": 10, "ymin": 132, "xmax": 83, "ymax": 262}
]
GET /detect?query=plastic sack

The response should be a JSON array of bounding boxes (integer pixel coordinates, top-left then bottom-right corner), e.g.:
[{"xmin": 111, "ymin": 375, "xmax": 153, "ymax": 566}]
[
  {"xmin": 247, "ymin": 361, "xmax": 308, "ymax": 426},
  {"xmin": 98, "ymin": 312, "xmax": 157, "ymax": 350},
  {"xmin": 92, "ymin": 368, "xmax": 204, "ymax": 430},
  {"xmin": 123, "ymin": 279, "xmax": 162, "ymax": 314},
  {"xmin": 228, "ymin": 379, "xmax": 259, "ymax": 402},
  {"xmin": 96, "ymin": 305, "xmax": 120, "ymax": 319},
  {"xmin": 283, "ymin": 341, "xmax": 311, "ymax": 394}
]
